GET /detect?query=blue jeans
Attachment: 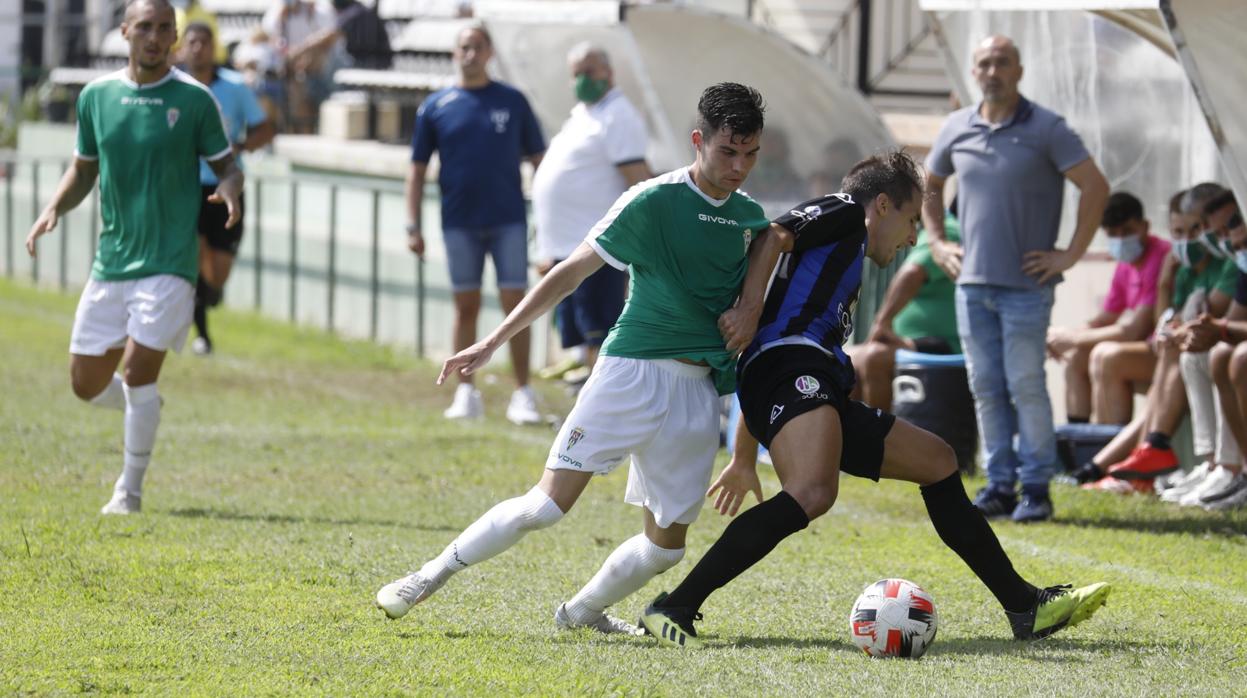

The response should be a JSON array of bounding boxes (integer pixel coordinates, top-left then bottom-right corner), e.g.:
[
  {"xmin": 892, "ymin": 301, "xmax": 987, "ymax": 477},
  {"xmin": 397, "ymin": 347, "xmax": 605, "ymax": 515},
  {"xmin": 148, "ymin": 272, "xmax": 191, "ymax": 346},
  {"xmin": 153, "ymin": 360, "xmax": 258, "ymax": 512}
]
[
  {"xmin": 442, "ymin": 223, "xmax": 530, "ymax": 292},
  {"xmin": 955, "ymin": 284, "xmax": 1057, "ymax": 490}
]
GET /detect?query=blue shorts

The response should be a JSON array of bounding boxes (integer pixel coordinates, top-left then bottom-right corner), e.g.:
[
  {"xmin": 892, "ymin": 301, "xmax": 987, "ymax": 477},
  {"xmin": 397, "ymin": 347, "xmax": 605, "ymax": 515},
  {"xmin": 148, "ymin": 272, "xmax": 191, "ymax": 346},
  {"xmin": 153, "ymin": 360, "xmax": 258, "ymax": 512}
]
[
  {"xmin": 442, "ymin": 223, "xmax": 530, "ymax": 292},
  {"xmin": 556, "ymin": 261, "xmax": 626, "ymax": 348}
]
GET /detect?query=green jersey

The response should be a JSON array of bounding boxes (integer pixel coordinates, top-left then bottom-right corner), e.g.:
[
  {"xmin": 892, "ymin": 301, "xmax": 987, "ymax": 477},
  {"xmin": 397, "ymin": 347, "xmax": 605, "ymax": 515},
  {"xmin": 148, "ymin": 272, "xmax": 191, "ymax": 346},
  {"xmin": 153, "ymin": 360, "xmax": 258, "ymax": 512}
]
[
  {"xmin": 589, "ymin": 167, "xmax": 770, "ymax": 394},
  {"xmin": 1172, "ymin": 256, "xmax": 1237, "ymax": 310},
  {"xmin": 75, "ymin": 68, "xmax": 231, "ymax": 283},
  {"xmin": 893, "ymin": 213, "xmax": 962, "ymax": 353}
]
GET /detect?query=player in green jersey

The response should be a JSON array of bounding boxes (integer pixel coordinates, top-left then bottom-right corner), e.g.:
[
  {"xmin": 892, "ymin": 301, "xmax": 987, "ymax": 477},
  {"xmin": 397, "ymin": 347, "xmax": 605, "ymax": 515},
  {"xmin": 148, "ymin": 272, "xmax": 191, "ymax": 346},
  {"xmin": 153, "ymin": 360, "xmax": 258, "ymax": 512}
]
[
  {"xmin": 25, "ymin": 0, "xmax": 242, "ymax": 515},
  {"xmin": 376, "ymin": 83, "xmax": 794, "ymax": 633}
]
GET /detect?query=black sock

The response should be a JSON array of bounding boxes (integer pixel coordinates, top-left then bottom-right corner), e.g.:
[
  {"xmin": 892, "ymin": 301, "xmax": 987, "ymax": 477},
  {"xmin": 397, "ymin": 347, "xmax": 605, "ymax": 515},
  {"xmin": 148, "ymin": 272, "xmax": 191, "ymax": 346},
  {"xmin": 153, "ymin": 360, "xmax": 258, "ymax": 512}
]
[
  {"xmin": 921, "ymin": 472, "xmax": 1037, "ymax": 613},
  {"xmin": 193, "ymin": 298, "xmax": 209, "ymax": 341},
  {"xmin": 660, "ymin": 491, "xmax": 809, "ymax": 613},
  {"xmin": 1145, "ymin": 431, "xmax": 1171, "ymax": 451},
  {"xmin": 1067, "ymin": 415, "xmax": 1089, "ymax": 424}
]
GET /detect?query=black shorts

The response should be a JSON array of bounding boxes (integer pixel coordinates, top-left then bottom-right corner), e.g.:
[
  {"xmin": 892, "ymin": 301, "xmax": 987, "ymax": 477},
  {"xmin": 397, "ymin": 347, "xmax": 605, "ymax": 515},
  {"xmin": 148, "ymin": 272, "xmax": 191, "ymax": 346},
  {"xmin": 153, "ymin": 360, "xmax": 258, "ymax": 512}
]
[
  {"xmin": 739, "ymin": 345, "xmax": 896, "ymax": 481},
  {"xmin": 911, "ymin": 335, "xmax": 954, "ymax": 355},
  {"xmin": 198, "ymin": 185, "xmax": 245, "ymax": 255}
]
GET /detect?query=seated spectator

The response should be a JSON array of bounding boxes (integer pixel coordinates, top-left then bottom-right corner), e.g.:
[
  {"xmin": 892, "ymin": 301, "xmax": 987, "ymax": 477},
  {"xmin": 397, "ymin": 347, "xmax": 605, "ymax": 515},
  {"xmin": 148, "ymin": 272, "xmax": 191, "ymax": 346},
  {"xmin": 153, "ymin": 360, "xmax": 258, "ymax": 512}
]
[
  {"xmin": 1168, "ymin": 192, "xmax": 1247, "ymax": 508},
  {"xmin": 262, "ymin": 0, "xmax": 340, "ymax": 133},
  {"xmin": 1079, "ymin": 184, "xmax": 1237, "ymax": 488},
  {"xmin": 1203, "ymin": 206, "xmax": 1247, "ymax": 509},
  {"xmin": 846, "ymin": 210, "xmax": 961, "ymax": 411},
  {"xmin": 295, "ymin": 0, "xmax": 394, "ymax": 71},
  {"xmin": 1047, "ymin": 192, "xmax": 1169, "ymax": 424},
  {"xmin": 232, "ymin": 27, "xmax": 285, "ymax": 130}
]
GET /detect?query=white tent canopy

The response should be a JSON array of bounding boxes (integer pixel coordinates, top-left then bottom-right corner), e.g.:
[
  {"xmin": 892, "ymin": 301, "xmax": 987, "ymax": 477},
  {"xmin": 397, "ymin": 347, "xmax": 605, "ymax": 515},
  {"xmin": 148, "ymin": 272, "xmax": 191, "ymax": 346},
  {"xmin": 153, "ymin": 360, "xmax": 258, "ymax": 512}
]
[
  {"xmin": 920, "ymin": 0, "xmax": 1247, "ymax": 222},
  {"xmin": 477, "ymin": 1, "xmax": 896, "ymax": 216}
]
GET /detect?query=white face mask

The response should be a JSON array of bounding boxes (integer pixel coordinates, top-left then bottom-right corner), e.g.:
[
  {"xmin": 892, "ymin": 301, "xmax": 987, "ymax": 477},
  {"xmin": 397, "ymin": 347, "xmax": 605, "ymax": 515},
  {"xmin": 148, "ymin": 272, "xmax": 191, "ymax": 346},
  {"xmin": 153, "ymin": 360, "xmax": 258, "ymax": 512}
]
[
  {"xmin": 1107, "ymin": 233, "xmax": 1144, "ymax": 263},
  {"xmin": 1236, "ymin": 248, "xmax": 1247, "ymax": 275}
]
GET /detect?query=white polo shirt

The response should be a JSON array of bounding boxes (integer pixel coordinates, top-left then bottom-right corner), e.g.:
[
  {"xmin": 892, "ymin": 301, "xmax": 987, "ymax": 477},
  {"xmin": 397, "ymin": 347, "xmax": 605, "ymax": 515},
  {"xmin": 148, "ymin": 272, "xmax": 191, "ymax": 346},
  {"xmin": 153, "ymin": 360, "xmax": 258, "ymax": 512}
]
[{"xmin": 532, "ymin": 89, "xmax": 648, "ymax": 260}]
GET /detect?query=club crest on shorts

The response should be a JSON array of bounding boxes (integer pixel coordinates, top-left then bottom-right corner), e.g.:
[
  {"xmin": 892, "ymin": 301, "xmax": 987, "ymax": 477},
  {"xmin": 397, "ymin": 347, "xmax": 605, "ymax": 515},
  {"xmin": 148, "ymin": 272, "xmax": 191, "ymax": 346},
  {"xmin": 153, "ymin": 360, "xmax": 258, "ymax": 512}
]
[
  {"xmin": 166, "ymin": 108, "xmax": 180, "ymax": 129},
  {"xmin": 770, "ymin": 404, "xmax": 784, "ymax": 424},
  {"xmin": 794, "ymin": 375, "xmax": 821, "ymax": 395},
  {"xmin": 567, "ymin": 427, "xmax": 586, "ymax": 450}
]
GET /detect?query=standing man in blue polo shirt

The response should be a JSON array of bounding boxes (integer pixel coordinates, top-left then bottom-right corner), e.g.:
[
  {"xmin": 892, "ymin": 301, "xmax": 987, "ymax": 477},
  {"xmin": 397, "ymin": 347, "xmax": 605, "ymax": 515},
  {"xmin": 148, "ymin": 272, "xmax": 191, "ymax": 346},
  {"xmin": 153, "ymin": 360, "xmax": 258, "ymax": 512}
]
[
  {"xmin": 923, "ymin": 35, "xmax": 1108, "ymax": 522},
  {"xmin": 405, "ymin": 23, "xmax": 546, "ymax": 424}
]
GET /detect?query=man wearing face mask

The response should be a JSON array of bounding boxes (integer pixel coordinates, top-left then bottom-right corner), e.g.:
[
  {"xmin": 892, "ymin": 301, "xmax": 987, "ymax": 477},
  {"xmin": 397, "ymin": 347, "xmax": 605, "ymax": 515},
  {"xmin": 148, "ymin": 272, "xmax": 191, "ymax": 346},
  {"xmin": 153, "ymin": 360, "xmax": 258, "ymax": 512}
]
[
  {"xmin": 1048, "ymin": 192, "xmax": 1170, "ymax": 426},
  {"xmin": 1092, "ymin": 186, "xmax": 1236, "ymax": 489},
  {"xmin": 1166, "ymin": 192, "xmax": 1247, "ymax": 509},
  {"xmin": 531, "ymin": 43, "xmax": 651, "ymax": 383}
]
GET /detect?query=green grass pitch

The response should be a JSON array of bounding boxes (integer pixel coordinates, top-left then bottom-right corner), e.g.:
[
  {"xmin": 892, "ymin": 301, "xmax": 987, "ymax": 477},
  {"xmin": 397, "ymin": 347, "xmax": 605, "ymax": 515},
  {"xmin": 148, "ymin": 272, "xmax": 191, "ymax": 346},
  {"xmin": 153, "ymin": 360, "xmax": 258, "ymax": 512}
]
[{"xmin": 1, "ymin": 277, "xmax": 1245, "ymax": 695}]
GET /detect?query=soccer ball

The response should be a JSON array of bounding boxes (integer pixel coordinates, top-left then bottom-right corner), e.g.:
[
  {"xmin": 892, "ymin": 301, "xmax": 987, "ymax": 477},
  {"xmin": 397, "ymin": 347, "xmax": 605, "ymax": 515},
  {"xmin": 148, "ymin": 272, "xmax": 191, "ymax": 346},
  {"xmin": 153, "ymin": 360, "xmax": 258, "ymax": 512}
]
[{"xmin": 848, "ymin": 578, "xmax": 938, "ymax": 658}]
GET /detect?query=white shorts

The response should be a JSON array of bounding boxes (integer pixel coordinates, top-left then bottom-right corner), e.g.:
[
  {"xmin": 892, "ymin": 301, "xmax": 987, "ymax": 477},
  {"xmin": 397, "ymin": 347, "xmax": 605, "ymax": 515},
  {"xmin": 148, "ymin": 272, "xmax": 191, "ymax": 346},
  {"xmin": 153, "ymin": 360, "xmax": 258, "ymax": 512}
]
[
  {"xmin": 69, "ymin": 274, "xmax": 195, "ymax": 356},
  {"xmin": 547, "ymin": 355, "xmax": 720, "ymax": 528}
]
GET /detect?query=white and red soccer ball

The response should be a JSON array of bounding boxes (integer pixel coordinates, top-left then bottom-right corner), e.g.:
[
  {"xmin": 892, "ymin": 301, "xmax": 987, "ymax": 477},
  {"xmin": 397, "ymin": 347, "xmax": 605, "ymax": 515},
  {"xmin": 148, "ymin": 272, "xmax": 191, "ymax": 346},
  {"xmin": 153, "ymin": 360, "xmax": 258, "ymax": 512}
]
[{"xmin": 849, "ymin": 578, "xmax": 938, "ymax": 658}]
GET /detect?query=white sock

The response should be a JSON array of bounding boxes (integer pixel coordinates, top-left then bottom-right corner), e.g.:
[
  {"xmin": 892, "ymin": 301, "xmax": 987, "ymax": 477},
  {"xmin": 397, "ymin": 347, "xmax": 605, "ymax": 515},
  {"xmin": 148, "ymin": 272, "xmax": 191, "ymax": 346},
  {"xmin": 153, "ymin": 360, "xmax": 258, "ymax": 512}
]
[
  {"xmin": 117, "ymin": 382, "xmax": 161, "ymax": 497},
  {"xmin": 89, "ymin": 373, "xmax": 125, "ymax": 411},
  {"xmin": 563, "ymin": 533, "xmax": 685, "ymax": 624},
  {"xmin": 418, "ymin": 486, "xmax": 563, "ymax": 584}
]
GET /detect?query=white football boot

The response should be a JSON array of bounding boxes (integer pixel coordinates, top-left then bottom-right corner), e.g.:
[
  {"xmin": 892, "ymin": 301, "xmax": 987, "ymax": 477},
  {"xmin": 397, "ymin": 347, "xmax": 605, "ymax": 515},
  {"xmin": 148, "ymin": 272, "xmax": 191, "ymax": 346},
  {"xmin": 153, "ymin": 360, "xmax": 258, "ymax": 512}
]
[
  {"xmin": 1178, "ymin": 466, "xmax": 1233, "ymax": 507},
  {"xmin": 375, "ymin": 572, "xmax": 444, "ymax": 619},
  {"xmin": 554, "ymin": 603, "xmax": 641, "ymax": 635},
  {"xmin": 100, "ymin": 489, "xmax": 141, "ymax": 515},
  {"xmin": 1159, "ymin": 461, "xmax": 1212, "ymax": 503}
]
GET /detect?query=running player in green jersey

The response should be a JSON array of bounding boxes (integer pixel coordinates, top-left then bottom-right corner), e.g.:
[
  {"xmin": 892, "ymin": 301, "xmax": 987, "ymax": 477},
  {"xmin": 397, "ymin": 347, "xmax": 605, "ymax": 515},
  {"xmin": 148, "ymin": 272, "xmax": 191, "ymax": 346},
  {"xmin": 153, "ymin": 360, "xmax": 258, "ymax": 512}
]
[
  {"xmin": 25, "ymin": 0, "xmax": 242, "ymax": 515},
  {"xmin": 376, "ymin": 83, "xmax": 793, "ymax": 634}
]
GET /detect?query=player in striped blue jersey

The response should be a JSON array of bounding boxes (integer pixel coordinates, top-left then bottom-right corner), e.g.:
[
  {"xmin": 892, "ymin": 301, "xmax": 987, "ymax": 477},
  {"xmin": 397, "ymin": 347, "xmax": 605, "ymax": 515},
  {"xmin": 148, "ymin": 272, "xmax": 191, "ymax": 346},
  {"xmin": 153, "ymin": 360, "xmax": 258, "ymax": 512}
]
[{"xmin": 640, "ymin": 151, "xmax": 1110, "ymax": 647}]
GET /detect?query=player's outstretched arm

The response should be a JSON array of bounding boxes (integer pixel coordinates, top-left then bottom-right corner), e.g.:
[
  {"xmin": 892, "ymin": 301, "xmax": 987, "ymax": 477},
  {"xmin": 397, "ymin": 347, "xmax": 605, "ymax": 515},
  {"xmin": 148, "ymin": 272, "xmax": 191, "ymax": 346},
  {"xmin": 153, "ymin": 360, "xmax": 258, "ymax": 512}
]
[
  {"xmin": 438, "ymin": 241, "xmax": 605, "ymax": 384},
  {"xmin": 207, "ymin": 154, "xmax": 244, "ymax": 229},
  {"xmin": 26, "ymin": 157, "xmax": 99, "ymax": 257},
  {"xmin": 708, "ymin": 417, "xmax": 765, "ymax": 516},
  {"xmin": 720, "ymin": 222, "xmax": 792, "ymax": 353}
]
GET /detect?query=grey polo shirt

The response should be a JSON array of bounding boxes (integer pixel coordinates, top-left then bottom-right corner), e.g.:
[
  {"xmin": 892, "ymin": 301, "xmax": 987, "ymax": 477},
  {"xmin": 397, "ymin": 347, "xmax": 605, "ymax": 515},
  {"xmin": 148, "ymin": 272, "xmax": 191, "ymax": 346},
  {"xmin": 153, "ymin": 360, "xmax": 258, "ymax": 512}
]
[{"xmin": 926, "ymin": 97, "xmax": 1090, "ymax": 290}]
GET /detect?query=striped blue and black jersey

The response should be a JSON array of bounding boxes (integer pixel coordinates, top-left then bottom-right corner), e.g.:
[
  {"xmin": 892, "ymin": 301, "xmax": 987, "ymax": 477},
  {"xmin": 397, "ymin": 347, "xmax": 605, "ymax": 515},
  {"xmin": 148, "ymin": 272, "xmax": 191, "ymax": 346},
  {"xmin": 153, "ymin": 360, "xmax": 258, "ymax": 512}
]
[{"xmin": 740, "ymin": 193, "xmax": 867, "ymax": 373}]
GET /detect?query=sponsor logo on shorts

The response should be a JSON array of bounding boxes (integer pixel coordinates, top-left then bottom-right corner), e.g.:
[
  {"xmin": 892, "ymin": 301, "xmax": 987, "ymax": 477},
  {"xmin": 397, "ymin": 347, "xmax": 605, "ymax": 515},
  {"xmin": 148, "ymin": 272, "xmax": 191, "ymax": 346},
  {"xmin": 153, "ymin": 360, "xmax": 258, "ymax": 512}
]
[
  {"xmin": 558, "ymin": 454, "xmax": 584, "ymax": 468},
  {"xmin": 567, "ymin": 427, "xmax": 586, "ymax": 450},
  {"xmin": 794, "ymin": 375, "xmax": 821, "ymax": 395},
  {"xmin": 770, "ymin": 404, "xmax": 784, "ymax": 424}
]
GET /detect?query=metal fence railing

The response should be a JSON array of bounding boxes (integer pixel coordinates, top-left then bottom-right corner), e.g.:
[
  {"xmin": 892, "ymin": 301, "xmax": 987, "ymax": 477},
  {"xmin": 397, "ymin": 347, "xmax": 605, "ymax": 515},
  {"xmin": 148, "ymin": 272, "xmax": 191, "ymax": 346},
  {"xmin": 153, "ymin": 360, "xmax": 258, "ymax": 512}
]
[{"xmin": 1, "ymin": 155, "xmax": 438, "ymax": 359}]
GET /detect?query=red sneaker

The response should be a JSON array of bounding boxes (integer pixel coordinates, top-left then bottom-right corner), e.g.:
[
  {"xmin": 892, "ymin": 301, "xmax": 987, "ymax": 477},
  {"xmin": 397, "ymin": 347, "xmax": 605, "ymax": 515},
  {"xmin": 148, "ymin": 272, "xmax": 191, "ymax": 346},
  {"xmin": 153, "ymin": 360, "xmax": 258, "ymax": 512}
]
[
  {"xmin": 1105, "ymin": 444, "xmax": 1179, "ymax": 480},
  {"xmin": 1081, "ymin": 476, "xmax": 1154, "ymax": 495}
]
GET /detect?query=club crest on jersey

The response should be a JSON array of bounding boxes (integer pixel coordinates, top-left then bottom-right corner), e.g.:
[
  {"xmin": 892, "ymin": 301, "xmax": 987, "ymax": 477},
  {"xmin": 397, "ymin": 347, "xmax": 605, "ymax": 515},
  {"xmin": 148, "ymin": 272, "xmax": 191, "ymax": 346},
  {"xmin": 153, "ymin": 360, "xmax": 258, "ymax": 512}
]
[
  {"xmin": 490, "ymin": 109, "xmax": 510, "ymax": 133},
  {"xmin": 770, "ymin": 404, "xmax": 784, "ymax": 424},
  {"xmin": 567, "ymin": 427, "xmax": 586, "ymax": 450},
  {"xmin": 794, "ymin": 375, "xmax": 821, "ymax": 395},
  {"xmin": 166, "ymin": 108, "xmax": 180, "ymax": 129}
]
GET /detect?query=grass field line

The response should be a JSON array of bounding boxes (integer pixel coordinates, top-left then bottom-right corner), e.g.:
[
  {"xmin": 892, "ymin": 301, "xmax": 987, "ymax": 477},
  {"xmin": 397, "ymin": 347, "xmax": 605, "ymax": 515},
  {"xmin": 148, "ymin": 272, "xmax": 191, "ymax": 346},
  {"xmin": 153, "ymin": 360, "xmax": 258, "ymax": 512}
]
[{"xmin": 994, "ymin": 535, "xmax": 1247, "ymax": 607}]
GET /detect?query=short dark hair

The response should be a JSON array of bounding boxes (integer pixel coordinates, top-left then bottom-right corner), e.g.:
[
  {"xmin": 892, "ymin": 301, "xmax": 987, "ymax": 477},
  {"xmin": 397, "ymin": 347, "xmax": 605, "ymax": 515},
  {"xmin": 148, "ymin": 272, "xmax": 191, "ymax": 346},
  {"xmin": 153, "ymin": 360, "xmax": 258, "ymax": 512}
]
[
  {"xmin": 460, "ymin": 23, "xmax": 492, "ymax": 48},
  {"xmin": 1203, "ymin": 189, "xmax": 1237, "ymax": 218},
  {"xmin": 184, "ymin": 21, "xmax": 214, "ymax": 42},
  {"xmin": 1169, "ymin": 189, "xmax": 1187, "ymax": 215},
  {"xmin": 696, "ymin": 83, "xmax": 765, "ymax": 139},
  {"xmin": 840, "ymin": 150, "xmax": 923, "ymax": 209},
  {"xmin": 1102, "ymin": 191, "xmax": 1144, "ymax": 228},
  {"xmin": 1181, "ymin": 181, "xmax": 1225, "ymax": 217}
]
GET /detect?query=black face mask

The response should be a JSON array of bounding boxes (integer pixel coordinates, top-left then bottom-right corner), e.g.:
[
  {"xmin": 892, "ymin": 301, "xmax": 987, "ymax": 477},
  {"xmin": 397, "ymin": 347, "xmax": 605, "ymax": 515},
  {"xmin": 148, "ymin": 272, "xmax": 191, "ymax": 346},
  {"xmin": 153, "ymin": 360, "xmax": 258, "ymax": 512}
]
[{"xmin": 331, "ymin": 0, "xmax": 352, "ymax": 9}]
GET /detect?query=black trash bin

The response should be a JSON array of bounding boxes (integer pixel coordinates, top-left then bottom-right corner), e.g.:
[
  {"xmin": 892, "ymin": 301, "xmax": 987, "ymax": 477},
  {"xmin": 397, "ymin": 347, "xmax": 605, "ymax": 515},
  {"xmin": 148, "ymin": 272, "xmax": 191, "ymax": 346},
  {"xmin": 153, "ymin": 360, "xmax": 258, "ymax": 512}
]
[{"xmin": 891, "ymin": 349, "xmax": 978, "ymax": 474}]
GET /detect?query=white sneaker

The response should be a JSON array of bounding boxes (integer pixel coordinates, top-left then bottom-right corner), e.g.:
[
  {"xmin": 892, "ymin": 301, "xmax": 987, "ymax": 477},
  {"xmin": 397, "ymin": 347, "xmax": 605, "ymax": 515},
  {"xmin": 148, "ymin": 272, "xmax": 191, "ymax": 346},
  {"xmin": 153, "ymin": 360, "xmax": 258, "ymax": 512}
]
[
  {"xmin": 506, "ymin": 386, "xmax": 542, "ymax": 425},
  {"xmin": 100, "ymin": 490, "xmax": 141, "ymax": 515},
  {"xmin": 1178, "ymin": 466, "xmax": 1233, "ymax": 507},
  {"xmin": 1197, "ymin": 470, "xmax": 1246, "ymax": 506},
  {"xmin": 1160, "ymin": 462, "xmax": 1212, "ymax": 502},
  {"xmin": 554, "ymin": 603, "xmax": 641, "ymax": 635},
  {"xmin": 1203, "ymin": 479, "xmax": 1247, "ymax": 510},
  {"xmin": 444, "ymin": 383, "xmax": 484, "ymax": 420},
  {"xmin": 375, "ymin": 572, "xmax": 444, "ymax": 619}
]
